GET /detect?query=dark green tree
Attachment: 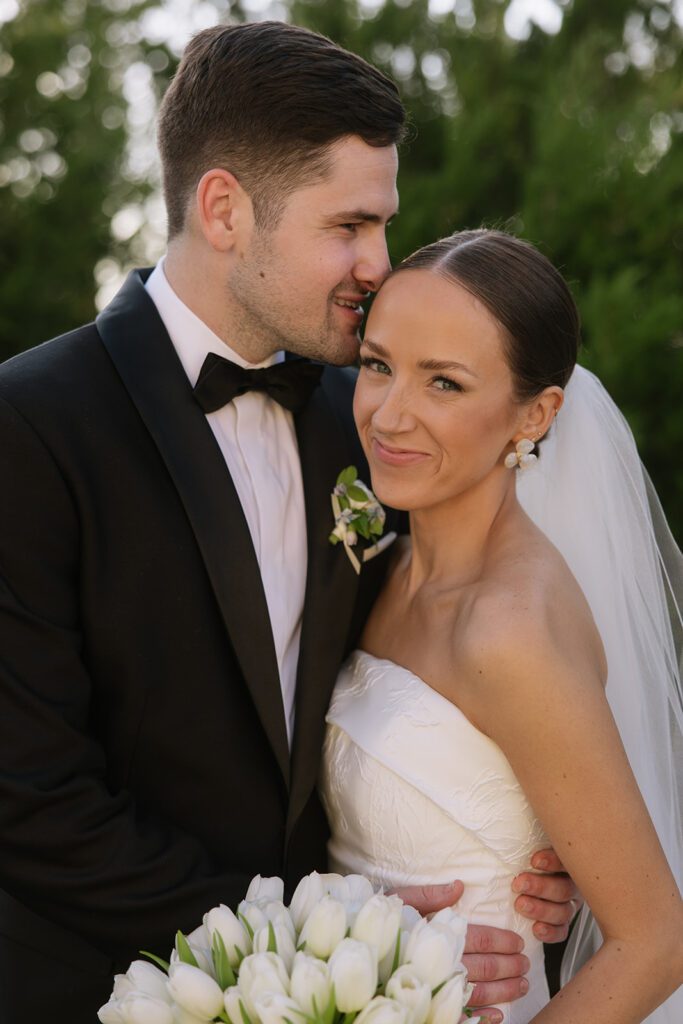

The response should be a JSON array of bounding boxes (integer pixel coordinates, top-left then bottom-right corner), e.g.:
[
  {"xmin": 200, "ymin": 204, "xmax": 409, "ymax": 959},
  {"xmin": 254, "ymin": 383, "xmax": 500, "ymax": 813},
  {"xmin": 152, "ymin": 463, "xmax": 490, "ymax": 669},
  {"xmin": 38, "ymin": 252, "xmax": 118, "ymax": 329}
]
[
  {"xmin": 1, "ymin": 0, "xmax": 680, "ymax": 536},
  {"xmin": 0, "ymin": 0, "xmax": 243, "ymax": 356}
]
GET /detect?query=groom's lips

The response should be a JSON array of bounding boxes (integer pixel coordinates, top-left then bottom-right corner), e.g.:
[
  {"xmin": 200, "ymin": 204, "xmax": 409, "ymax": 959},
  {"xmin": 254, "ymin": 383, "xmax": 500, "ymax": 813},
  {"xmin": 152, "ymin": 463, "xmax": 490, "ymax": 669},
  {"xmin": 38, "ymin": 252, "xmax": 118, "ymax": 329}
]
[
  {"xmin": 332, "ymin": 293, "xmax": 369, "ymax": 325},
  {"xmin": 372, "ymin": 437, "xmax": 430, "ymax": 467}
]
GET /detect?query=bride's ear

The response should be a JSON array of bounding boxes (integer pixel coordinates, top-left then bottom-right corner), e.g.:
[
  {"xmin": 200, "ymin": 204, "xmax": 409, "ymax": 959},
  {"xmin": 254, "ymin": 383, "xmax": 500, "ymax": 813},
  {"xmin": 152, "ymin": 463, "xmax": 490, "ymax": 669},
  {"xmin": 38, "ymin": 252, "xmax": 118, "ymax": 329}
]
[{"xmin": 514, "ymin": 385, "xmax": 564, "ymax": 444}]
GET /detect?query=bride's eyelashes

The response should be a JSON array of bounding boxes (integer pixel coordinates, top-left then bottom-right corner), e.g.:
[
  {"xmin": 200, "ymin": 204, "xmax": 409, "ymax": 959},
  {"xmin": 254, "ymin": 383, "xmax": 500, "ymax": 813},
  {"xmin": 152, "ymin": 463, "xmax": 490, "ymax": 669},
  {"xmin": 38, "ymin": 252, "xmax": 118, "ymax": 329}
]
[
  {"xmin": 431, "ymin": 375, "xmax": 464, "ymax": 393},
  {"xmin": 359, "ymin": 356, "xmax": 465, "ymax": 394},
  {"xmin": 359, "ymin": 355, "xmax": 391, "ymax": 375}
]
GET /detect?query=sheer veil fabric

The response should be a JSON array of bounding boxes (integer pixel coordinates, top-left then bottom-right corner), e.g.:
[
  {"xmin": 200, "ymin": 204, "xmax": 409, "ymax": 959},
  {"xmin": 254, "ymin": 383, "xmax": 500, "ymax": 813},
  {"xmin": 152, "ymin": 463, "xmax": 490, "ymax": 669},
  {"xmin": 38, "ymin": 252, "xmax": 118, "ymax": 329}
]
[{"xmin": 516, "ymin": 366, "xmax": 683, "ymax": 1021}]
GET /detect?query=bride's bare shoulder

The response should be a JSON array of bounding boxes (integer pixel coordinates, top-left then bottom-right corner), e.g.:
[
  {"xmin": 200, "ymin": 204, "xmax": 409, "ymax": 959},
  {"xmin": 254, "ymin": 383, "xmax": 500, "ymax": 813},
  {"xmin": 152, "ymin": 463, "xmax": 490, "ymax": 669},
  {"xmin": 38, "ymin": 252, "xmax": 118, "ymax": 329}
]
[{"xmin": 455, "ymin": 527, "xmax": 607, "ymax": 714}]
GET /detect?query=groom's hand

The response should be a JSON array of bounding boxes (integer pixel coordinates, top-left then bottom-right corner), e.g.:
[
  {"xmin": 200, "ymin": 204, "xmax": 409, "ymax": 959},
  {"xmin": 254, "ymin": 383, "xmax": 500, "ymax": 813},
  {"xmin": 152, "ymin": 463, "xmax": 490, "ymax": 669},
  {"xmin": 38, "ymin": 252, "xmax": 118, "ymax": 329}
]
[
  {"xmin": 389, "ymin": 880, "xmax": 465, "ymax": 913},
  {"xmin": 391, "ymin": 884, "xmax": 529, "ymax": 1024},
  {"xmin": 512, "ymin": 847, "xmax": 582, "ymax": 943},
  {"xmin": 463, "ymin": 924, "xmax": 530, "ymax": 1023}
]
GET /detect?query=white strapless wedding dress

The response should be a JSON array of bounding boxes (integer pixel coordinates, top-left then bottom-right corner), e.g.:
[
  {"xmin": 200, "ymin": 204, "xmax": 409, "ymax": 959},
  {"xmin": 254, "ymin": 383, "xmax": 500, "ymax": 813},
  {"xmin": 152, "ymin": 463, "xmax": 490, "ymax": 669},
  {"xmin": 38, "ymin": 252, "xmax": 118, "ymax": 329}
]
[{"xmin": 320, "ymin": 650, "xmax": 551, "ymax": 1024}]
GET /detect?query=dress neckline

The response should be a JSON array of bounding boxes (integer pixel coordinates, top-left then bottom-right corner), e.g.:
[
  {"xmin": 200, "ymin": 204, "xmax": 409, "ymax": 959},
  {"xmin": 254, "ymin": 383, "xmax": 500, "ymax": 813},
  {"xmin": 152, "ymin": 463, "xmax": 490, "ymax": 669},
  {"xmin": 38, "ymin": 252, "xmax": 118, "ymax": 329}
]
[{"xmin": 351, "ymin": 648, "xmax": 470, "ymax": 725}]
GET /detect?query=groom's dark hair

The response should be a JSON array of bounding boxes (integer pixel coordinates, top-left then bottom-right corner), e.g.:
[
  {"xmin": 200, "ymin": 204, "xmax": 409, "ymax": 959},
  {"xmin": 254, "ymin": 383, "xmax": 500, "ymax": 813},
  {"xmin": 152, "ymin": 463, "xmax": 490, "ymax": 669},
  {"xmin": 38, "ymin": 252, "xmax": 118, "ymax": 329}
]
[{"xmin": 158, "ymin": 21, "xmax": 406, "ymax": 238}]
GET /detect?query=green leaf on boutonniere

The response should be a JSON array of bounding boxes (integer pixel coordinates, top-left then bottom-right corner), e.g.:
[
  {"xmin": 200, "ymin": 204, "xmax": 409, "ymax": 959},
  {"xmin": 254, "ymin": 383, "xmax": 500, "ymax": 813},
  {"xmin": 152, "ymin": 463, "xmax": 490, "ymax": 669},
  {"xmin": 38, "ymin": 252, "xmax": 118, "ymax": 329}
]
[
  {"xmin": 337, "ymin": 466, "xmax": 357, "ymax": 487},
  {"xmin": 330, "ymin": 465, "xmax": 396, "ymax": 574},
  {"xmin": 355, "ymin": 518, "xmax": 371, "ymax": 540},
  {"xmin": 175, "ymin": 930, "xmax": 199, "ymax": 967}
]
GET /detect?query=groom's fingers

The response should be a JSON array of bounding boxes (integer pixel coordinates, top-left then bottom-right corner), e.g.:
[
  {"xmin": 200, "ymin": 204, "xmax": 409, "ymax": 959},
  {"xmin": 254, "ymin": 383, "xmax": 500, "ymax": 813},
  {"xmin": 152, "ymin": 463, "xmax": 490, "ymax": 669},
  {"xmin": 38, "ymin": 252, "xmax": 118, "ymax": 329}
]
[
  {"xmin": 469, "ymin": 1011, "xmax": 504, "ymax": 1024},
  {"xmin": 388, "ymin": 880, "xmax": 465, "ymax": 914},
  {"xmin": 464, "ymin": 923, "xmax": 525, "ymax": 955},
  {"xmin": 462, "ymin": 951, "xmax": 530, "ymax": 983},
  {"xmin": 463, "ymin": 925, "xmax": 530, "ymax": 1017},
  {"xmin": 512, "ymin": 869, "xmax": 579, "ymax": 907},
  {"xmin": 514, "ymin": 891, "xmax": 576, "ymax": 926},
  {"xmin": 530, "ymin": 847, "xmax": 566, "ymax": 873},
  {"xmin": 531, "ymin": 919, "xmax": 571, "ymax": 943},
  {"xmin": 464, "ymin": 968, "xmax": 530, "ymax": 1014}
]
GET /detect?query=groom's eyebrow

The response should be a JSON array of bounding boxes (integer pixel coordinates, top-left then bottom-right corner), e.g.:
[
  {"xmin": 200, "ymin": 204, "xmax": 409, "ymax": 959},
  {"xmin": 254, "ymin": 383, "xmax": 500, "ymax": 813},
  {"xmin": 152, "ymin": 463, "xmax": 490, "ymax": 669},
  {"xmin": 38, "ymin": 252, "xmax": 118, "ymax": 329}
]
[
  {"xmin": 326, "ymin": 207, "xmax": 399, "ymax": 224},
  {"xmin": 361, "ymin": 339, "xmax": 478, "ymax": 378}
]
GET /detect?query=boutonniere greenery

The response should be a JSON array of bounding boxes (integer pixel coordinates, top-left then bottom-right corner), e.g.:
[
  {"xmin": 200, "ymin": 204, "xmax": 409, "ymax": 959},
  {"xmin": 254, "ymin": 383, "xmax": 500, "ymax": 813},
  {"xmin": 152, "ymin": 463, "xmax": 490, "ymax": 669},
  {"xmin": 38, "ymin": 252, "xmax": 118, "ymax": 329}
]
[{"xmin": 329, "ymin": 466, "xmax": 397, "ymax": 574}]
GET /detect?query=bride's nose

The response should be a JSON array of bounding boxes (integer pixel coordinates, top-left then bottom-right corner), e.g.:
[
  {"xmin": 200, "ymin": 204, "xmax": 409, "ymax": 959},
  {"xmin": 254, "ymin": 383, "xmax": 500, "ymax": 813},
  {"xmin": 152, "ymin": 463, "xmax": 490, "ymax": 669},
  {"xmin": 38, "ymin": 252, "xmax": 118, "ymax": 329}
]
[{"xmin": 370, "ymin": 377, "xmax": 415, "ymax": 435}]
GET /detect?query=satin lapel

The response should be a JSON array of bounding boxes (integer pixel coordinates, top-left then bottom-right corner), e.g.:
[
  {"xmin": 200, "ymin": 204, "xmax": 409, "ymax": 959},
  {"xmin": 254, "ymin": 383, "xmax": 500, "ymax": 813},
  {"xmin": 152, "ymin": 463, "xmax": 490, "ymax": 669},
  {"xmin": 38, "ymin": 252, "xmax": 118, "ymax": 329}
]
[
  {"xmin": 287, "ymin": 377, "xmax": 360, "ymax": 836},
  {"xmin": 96, "ymin": 270, "xmax": 290, "ymax": 787}
]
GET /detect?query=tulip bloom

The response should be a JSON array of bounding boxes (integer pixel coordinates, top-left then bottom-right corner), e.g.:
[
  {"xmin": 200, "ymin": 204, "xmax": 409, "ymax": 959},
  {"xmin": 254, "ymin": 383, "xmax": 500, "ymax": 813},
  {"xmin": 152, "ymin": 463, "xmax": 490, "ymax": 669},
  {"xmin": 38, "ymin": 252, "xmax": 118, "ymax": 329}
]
[{"xmin": 328, "ymin": 938, "xmax": 378, "ymax": 1013}]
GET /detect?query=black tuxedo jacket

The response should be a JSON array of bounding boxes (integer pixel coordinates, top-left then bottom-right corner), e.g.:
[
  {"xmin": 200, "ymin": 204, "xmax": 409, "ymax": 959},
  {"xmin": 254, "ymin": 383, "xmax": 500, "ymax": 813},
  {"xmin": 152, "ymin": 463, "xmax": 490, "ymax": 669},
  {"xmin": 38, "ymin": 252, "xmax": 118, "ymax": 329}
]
[{"xmin": 0, "ymin": 270, "xmax": 397, "ymax": 1022}]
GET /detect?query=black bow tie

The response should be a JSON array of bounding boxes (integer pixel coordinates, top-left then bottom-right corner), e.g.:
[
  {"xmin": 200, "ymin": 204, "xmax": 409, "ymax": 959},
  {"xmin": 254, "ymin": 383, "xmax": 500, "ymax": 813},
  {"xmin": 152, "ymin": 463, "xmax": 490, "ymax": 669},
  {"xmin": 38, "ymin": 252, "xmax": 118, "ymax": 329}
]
[{"xmin": 193, "ymin": 352, "xmax": 324, "ymax": 414}]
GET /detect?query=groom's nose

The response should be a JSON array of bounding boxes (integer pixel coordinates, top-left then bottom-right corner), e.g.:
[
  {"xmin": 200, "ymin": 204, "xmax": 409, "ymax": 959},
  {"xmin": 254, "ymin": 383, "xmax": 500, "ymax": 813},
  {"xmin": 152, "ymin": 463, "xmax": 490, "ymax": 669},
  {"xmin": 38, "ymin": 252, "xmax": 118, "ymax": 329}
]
[{"xmin": 353, "ymin": 230, "xmax": 391, "ymax": 292}]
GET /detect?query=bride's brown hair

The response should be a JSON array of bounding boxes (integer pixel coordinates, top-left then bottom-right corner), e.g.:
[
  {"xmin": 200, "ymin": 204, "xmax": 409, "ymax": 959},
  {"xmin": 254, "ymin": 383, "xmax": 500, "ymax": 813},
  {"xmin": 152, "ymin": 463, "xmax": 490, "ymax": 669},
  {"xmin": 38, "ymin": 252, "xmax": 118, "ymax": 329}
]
[{"xmin": 392, "ymin": 229, "xmax": 580, "ymax": 403}]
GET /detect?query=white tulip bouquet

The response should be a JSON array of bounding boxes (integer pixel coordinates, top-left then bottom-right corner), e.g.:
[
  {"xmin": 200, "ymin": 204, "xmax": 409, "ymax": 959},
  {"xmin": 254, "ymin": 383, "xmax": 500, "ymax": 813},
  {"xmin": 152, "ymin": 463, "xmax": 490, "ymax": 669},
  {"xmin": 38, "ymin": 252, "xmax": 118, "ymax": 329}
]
[{"xmin": 98, "ymin": 871, "xmax": 478, "ymax": 1024}]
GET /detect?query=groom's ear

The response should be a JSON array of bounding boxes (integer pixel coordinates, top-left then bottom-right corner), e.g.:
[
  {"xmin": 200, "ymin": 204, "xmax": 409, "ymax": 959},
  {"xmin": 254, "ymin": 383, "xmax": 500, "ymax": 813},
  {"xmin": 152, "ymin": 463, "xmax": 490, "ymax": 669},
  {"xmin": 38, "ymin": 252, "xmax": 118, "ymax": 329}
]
[{"xmin": 195, "ymin": 167, "xmax": 255, "ymax": 254}]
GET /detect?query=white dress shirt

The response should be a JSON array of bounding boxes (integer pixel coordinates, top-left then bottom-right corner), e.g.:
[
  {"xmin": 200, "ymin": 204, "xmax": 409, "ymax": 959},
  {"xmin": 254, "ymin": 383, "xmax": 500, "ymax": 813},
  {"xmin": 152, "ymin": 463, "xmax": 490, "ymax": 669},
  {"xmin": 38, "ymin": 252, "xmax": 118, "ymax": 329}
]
[{"xmin": 145, "ymin": 260, "xmax": 307, "ymax": 745}]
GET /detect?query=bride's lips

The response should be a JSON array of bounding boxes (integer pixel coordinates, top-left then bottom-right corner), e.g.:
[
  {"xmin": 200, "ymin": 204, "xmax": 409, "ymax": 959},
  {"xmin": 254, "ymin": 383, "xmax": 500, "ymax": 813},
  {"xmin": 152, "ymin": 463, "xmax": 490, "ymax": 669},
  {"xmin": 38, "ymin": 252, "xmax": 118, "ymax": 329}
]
[{"xmin": 371, "ymin": 437, "xmax": 430, "ymax": 467}]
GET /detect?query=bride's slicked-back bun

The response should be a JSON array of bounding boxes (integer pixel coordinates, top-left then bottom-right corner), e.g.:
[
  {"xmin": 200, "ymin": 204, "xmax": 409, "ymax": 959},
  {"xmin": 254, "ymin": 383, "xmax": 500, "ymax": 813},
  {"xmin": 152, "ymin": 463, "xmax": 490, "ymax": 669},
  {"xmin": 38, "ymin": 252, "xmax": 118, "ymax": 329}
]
[{"xmin": 393, "ymin": 229, "xmax": 580, "ymax": 402}]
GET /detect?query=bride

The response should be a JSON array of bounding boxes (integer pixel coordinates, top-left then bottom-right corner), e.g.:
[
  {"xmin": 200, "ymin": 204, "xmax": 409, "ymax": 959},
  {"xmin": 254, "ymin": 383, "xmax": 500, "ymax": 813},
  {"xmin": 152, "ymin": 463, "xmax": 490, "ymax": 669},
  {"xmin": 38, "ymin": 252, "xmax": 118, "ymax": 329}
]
[{"xmin": 320, "ymin": 230, "xmax": 683, "ymax": 1023}]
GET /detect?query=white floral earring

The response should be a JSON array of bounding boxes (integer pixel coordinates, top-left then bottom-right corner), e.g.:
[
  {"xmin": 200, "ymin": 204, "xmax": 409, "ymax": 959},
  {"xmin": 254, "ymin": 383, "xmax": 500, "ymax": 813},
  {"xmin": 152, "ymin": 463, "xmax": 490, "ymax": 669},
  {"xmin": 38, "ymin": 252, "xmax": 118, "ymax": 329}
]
[{"xmin": 505, "ymin": 435, "xmax": 540, "ymax": 469}]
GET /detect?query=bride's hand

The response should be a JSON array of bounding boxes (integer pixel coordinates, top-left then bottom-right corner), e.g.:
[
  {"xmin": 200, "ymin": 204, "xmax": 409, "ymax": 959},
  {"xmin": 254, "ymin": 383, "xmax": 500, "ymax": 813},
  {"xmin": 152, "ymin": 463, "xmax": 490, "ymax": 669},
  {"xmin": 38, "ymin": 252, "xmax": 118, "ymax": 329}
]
[{"xmin": 512, "ymin": 847, "xmax": 583, "ymax": 942}]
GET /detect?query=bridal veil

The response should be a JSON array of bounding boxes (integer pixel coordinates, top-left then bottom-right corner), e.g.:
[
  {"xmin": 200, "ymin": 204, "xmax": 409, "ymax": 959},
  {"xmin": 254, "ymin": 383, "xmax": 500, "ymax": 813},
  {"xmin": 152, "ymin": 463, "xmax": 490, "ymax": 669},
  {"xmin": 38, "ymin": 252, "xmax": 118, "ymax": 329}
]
[{"xmin": 516, "ymin": 365, "xmax": 683, "ymax": 1022}]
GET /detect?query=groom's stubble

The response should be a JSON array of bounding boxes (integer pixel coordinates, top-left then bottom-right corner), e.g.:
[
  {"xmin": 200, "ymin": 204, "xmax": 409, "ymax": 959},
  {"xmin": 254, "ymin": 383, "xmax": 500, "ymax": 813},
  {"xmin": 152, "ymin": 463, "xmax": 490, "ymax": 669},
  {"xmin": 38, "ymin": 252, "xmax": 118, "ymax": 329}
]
[{"xmin": 223, "ymin": 136, "xmax": 399, "ymax": 367}]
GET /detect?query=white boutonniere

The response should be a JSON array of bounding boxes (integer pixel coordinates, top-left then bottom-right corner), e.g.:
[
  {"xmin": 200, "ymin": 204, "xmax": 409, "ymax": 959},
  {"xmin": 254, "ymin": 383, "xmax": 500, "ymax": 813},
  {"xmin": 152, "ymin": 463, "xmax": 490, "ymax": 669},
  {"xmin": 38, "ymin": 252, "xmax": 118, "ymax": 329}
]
[{"xmin": 329, "ymin": 465, "xmax": 397, "ymax": 574}]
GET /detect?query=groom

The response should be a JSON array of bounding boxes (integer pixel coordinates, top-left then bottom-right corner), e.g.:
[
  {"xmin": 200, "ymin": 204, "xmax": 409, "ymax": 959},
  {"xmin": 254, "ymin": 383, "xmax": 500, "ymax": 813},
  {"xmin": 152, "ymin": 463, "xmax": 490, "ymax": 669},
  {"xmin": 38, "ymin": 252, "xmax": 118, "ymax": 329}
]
[{"xmin": 0, "ymin": 22, "xmax": 576, "ymax": 1024}]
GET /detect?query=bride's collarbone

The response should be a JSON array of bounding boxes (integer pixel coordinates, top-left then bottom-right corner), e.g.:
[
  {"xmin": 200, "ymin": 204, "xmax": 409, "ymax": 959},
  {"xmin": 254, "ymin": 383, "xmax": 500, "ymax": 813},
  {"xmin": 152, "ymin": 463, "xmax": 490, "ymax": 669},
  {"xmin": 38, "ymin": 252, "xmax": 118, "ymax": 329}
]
[
  {"xmin": 359, "ymin": 582, "xmax": 482, "ymax": 711},
  {"xmin": 360, "ymin": 556, "xmax": 602, "ymax": 719}
]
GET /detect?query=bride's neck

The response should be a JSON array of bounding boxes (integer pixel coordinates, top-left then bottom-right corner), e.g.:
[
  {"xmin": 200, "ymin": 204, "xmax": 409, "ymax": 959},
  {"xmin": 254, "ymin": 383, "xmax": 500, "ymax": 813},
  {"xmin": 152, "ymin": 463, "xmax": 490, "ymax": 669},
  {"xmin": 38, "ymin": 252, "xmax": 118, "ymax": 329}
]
[{"xmin": 405, "ymin": 473, "xmax": 521, "ymax": 591}]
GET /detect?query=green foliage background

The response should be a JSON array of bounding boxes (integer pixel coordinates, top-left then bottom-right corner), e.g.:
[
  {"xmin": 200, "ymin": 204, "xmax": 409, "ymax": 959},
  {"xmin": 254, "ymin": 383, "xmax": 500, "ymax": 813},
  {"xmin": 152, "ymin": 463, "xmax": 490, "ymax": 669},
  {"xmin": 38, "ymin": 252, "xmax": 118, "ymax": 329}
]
[{"xmin": 1, "ymin": 0, "xmax": 681, "ymax": 538}]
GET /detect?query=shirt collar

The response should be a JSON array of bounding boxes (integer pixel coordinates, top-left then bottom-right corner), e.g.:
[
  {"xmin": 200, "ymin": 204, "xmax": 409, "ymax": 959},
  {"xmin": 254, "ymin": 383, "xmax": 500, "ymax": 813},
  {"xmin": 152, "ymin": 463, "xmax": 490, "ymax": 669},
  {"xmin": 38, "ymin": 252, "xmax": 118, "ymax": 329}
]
[{"xmin": 145, "ymin": 257, "xmax": 283, "ymax": 387}]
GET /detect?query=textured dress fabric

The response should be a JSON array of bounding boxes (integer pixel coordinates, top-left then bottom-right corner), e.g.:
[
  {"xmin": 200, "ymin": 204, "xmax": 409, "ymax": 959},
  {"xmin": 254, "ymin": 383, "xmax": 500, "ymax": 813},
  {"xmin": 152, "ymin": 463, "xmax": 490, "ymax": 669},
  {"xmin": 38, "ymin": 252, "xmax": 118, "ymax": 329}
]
[{"xmin": 320, "ymin": 650, "xmax": 551, "ymax": 1024}]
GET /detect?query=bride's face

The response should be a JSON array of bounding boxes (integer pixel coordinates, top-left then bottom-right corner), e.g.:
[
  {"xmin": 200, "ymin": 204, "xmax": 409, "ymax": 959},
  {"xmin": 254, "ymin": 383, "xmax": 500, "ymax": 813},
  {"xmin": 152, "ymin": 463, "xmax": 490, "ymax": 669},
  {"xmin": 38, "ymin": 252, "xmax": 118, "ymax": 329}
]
[{"xmin": 354, "ymin": 268, "xmax": 526, "ymax": 511}]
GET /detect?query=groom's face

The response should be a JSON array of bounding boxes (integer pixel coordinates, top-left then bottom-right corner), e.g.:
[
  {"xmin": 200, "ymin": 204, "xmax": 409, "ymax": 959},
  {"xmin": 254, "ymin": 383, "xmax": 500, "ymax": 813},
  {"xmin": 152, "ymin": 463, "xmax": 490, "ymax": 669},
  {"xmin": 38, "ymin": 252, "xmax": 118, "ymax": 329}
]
[{"xmin": 228, "ymin": 135, "xmax": 399, "ymax": 365}]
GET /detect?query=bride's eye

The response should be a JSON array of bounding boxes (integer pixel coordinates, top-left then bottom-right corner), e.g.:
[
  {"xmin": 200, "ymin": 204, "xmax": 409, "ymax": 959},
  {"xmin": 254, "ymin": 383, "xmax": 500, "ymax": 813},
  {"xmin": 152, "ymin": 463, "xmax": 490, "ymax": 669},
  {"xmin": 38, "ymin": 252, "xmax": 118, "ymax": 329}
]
[
  {"xmin": 360, "ymin": 356, "xmax": 391, "ymax": 376},
  {"xmin": 432, "ymin": 375, "xmax": 463, "ymax": 393}
]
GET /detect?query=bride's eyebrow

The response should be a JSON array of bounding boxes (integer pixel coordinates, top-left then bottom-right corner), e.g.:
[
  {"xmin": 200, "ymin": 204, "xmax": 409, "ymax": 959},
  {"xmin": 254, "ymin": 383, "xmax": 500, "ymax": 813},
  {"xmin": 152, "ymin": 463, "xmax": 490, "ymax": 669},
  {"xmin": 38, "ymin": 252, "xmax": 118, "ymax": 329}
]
[
  {"xmin": 419, "ymin": 357, "xmax": 479, "ymax": 379},
  {"xmin": 361, "ymin": 338, "xmax": 478, "ymax": 378},
  {"xmin": 360, "ymin": 338, "xmax": 387, "ymax": 354}
]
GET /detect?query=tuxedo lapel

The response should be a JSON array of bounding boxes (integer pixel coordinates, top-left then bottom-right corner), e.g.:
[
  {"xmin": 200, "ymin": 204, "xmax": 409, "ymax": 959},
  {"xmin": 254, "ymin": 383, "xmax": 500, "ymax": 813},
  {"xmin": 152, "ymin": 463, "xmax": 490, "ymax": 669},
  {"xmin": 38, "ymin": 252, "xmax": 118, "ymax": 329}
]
[
  {"xmin": 287, "ymin": 377, "xmax": 360, "ymax": 836},
  {"xmin": 96, "ymin": 270, "xmax": 290, "ymax": 787}
]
